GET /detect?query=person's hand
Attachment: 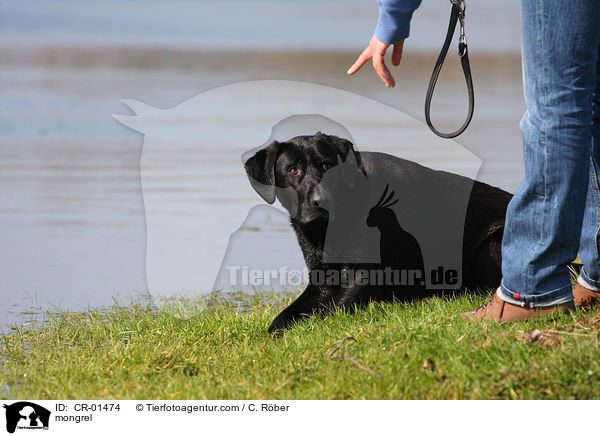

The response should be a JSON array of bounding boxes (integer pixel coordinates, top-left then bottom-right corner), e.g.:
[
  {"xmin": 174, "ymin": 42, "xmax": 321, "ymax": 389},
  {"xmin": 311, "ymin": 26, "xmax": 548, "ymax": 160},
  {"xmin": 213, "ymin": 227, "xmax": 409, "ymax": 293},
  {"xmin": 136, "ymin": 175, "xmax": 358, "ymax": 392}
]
[{"xmin": 347, "ymin": 35, "xmax": 404, "ymax": 88}]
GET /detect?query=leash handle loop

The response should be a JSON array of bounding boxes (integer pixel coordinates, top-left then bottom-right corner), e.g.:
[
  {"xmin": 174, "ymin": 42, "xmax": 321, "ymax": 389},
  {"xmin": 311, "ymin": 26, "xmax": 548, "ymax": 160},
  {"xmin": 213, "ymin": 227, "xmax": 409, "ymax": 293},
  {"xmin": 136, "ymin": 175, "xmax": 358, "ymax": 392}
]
[{"xmin": 424, "ymin": 0, "xmax": 474, "ymax": 139}]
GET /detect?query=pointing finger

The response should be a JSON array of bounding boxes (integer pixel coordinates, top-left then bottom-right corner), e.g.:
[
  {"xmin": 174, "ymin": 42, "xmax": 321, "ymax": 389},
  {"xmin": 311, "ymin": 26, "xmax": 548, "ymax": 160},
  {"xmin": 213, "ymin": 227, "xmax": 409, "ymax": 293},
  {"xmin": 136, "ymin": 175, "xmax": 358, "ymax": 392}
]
[{"xmin": 347, "ymin": 46, "xmax": 372, "ymax": 75}]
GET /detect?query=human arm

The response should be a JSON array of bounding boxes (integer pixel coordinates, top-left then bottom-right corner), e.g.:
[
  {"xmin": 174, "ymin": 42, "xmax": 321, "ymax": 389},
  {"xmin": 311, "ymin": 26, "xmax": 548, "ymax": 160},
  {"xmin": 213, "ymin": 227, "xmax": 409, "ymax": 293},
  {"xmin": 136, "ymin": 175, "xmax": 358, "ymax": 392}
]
[{"xmin": 347, "ymin": 0, "xmax": 422, "ymax": 87}]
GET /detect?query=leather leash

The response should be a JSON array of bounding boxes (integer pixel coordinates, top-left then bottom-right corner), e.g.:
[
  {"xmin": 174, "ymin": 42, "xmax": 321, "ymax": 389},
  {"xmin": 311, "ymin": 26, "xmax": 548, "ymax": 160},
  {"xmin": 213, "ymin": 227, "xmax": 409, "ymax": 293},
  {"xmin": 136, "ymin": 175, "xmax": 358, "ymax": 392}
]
[{"xmin": 424, "ymin": 0, "xmax": 474, "ymax": 138}]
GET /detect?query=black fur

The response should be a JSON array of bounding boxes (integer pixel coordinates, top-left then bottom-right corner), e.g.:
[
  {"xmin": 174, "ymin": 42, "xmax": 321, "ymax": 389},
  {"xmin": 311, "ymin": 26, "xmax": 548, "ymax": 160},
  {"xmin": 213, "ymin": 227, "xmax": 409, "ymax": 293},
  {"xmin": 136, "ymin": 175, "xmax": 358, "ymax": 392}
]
[{"xmin": 244, "ymin": 133, "xmax": 512, "ymax": 333}]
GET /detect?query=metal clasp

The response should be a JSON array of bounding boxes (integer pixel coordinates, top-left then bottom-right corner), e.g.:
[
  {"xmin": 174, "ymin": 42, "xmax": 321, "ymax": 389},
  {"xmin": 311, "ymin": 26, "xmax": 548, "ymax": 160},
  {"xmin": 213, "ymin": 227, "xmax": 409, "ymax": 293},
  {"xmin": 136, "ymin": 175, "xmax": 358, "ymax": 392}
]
[{"xmin": 450, "ymin": 0, "xmax": 467, "ymax": 53}]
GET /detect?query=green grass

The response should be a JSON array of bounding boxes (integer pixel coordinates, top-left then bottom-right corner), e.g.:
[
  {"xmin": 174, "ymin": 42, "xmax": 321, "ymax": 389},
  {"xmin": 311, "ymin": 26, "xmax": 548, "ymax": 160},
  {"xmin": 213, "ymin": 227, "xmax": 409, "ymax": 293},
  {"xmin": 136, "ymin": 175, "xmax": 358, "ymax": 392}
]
[{"xmin": 2, "ymin": 290, "xmax": 600, "ymax": 399}]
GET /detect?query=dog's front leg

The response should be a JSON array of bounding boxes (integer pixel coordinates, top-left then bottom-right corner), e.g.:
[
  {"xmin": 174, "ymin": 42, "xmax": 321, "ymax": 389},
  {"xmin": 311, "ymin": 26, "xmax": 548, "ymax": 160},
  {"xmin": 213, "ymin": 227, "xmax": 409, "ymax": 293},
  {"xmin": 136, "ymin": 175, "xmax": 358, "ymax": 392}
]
[{"xmin": 268, "ymin": 285, "xmax": 332, "ymax": 334}]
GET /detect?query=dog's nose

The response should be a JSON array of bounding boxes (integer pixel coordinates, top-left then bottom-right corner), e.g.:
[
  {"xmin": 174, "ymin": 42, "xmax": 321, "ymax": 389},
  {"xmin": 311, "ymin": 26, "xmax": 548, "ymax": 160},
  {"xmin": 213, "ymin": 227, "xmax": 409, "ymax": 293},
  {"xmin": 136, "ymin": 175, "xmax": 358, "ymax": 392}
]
[{"xmin": 310, "ymin": 191, "xmax": 324, "ymax": 207}]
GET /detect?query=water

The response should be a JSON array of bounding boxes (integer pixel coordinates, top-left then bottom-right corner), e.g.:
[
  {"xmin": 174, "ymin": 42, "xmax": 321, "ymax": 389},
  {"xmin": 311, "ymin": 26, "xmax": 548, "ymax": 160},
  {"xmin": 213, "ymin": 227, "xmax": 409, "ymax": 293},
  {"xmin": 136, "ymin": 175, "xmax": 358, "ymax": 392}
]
[
  {"xmin": 0, "ymin": 0, "xmax": 525, "ymax": 330},
  {"xmin": 0, "ymin": 0, "xmax": 521, "ymax": 52}
]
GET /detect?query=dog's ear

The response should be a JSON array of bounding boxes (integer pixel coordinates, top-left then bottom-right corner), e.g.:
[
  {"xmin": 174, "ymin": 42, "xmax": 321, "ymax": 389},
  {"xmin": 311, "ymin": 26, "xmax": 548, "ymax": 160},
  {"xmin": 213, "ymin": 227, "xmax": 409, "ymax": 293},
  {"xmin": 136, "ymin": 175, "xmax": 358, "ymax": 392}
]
[
  {"xmin": 244, "ymin": 141, "xmax": 280, "ymax": 204},
  {"xmin": 316, "ymin": 132, "xmax": 355, "ymax": 159},
  {"xmin": 315, "ymin": 132, "xmax": 362, "ymax": 164},
  {"xmin": 337, "ymin": 152, "xmax": 362, "ymax": 188},
  {"xmin": 317, "ymin": 132, "xmax": 364, "ymax": 174},
  {"xmin": 332, "ymin": 137, "xmax": 355, "ymax": 160}
]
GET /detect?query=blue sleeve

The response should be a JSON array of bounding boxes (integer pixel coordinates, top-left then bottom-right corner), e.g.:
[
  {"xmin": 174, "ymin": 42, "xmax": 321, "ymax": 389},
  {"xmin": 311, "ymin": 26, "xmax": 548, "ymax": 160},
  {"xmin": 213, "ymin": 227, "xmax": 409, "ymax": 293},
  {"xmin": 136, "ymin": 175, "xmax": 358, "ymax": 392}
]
[{"xmin": 374, "ymin": 0, "xmax": 422, "ymax": 44}]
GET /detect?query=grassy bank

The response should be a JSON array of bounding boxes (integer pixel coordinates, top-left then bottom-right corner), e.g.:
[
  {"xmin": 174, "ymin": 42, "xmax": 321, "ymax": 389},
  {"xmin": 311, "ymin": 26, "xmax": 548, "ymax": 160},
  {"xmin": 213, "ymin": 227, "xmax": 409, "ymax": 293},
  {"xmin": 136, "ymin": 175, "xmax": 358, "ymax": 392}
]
[{"xmin": 2, "ymin": 291, "xmax": 599, "ymax": 399}]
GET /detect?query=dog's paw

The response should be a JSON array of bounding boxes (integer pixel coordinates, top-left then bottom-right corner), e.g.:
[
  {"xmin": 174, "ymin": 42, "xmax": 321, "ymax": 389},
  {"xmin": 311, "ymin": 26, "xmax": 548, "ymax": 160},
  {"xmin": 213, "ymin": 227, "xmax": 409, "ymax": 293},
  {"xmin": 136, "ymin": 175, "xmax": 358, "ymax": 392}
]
[{"xmin": 267, "ymin": 315, "xmax": 290, "ymax": 335}]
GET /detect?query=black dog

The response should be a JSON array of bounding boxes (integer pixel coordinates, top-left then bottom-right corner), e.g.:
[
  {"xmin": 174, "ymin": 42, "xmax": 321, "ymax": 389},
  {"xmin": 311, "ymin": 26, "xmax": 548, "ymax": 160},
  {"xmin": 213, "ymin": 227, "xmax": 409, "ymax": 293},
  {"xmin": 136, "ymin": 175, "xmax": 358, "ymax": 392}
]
[{"xmin": 244, "ymin": 132, "xmax": 512, "ymax": 333}]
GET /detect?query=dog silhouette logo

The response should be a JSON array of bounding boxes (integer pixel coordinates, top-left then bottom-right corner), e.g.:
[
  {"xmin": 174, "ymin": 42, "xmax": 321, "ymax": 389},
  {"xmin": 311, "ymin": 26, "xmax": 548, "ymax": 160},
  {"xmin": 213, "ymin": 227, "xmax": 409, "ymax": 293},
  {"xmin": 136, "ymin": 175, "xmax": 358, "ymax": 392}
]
[
  {"xmin": 3, "ymin": 402, "xmax": 50, "ymax": 433},
  {"xmin": 113, "ymin": 82, "xmax": 482, "ymax": 299}
]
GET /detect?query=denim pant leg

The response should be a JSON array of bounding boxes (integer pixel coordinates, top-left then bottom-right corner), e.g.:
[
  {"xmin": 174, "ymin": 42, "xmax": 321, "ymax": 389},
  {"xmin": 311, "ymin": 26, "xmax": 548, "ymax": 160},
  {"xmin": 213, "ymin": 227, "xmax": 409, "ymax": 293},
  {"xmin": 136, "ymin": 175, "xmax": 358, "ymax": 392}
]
[
  {"xmin": 498, "ymin": 0, "xmax": 600, "ymax": 307},
  {"xmin": 579, "ymin": 52, "xmax": 600, "ymax": 292}
]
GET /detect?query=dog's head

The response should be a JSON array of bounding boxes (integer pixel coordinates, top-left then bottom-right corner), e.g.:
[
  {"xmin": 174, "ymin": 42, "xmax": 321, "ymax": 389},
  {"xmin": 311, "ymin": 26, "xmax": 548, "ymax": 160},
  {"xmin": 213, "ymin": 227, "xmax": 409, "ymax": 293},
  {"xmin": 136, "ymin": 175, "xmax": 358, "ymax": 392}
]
[{"xmin": 244, "ymin": 132, "xmax": 360, "ymax": 223}]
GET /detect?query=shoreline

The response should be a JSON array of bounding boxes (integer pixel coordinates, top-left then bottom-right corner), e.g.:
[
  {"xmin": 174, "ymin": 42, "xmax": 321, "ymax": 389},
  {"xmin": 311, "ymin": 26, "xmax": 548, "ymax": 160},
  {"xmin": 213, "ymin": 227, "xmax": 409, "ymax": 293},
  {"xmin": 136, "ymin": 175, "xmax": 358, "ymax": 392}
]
[{"xmin": 0, "ymin": 44, "xmax": 522, "ymax": 74}]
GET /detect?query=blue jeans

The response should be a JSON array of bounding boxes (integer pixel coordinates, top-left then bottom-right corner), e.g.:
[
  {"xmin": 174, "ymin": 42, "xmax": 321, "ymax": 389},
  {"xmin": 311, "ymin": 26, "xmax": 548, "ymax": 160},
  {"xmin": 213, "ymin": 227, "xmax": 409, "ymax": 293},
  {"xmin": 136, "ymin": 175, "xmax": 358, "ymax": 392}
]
[{"xmin": 498, "ymin": 0, "xmax": 600, "ymax": 307}]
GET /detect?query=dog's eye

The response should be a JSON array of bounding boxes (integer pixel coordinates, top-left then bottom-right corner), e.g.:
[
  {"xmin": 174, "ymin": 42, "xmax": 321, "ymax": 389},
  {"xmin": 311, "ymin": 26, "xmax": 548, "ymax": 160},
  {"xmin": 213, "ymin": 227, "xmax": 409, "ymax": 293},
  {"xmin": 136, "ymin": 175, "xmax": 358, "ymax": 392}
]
[
  {"xmin": 288, "ymin": 166, "xmax": 300, "ymax": 176},
  {"xmin": 322, "ymin": 161, "xmax": 333, "ymax": 171}
]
